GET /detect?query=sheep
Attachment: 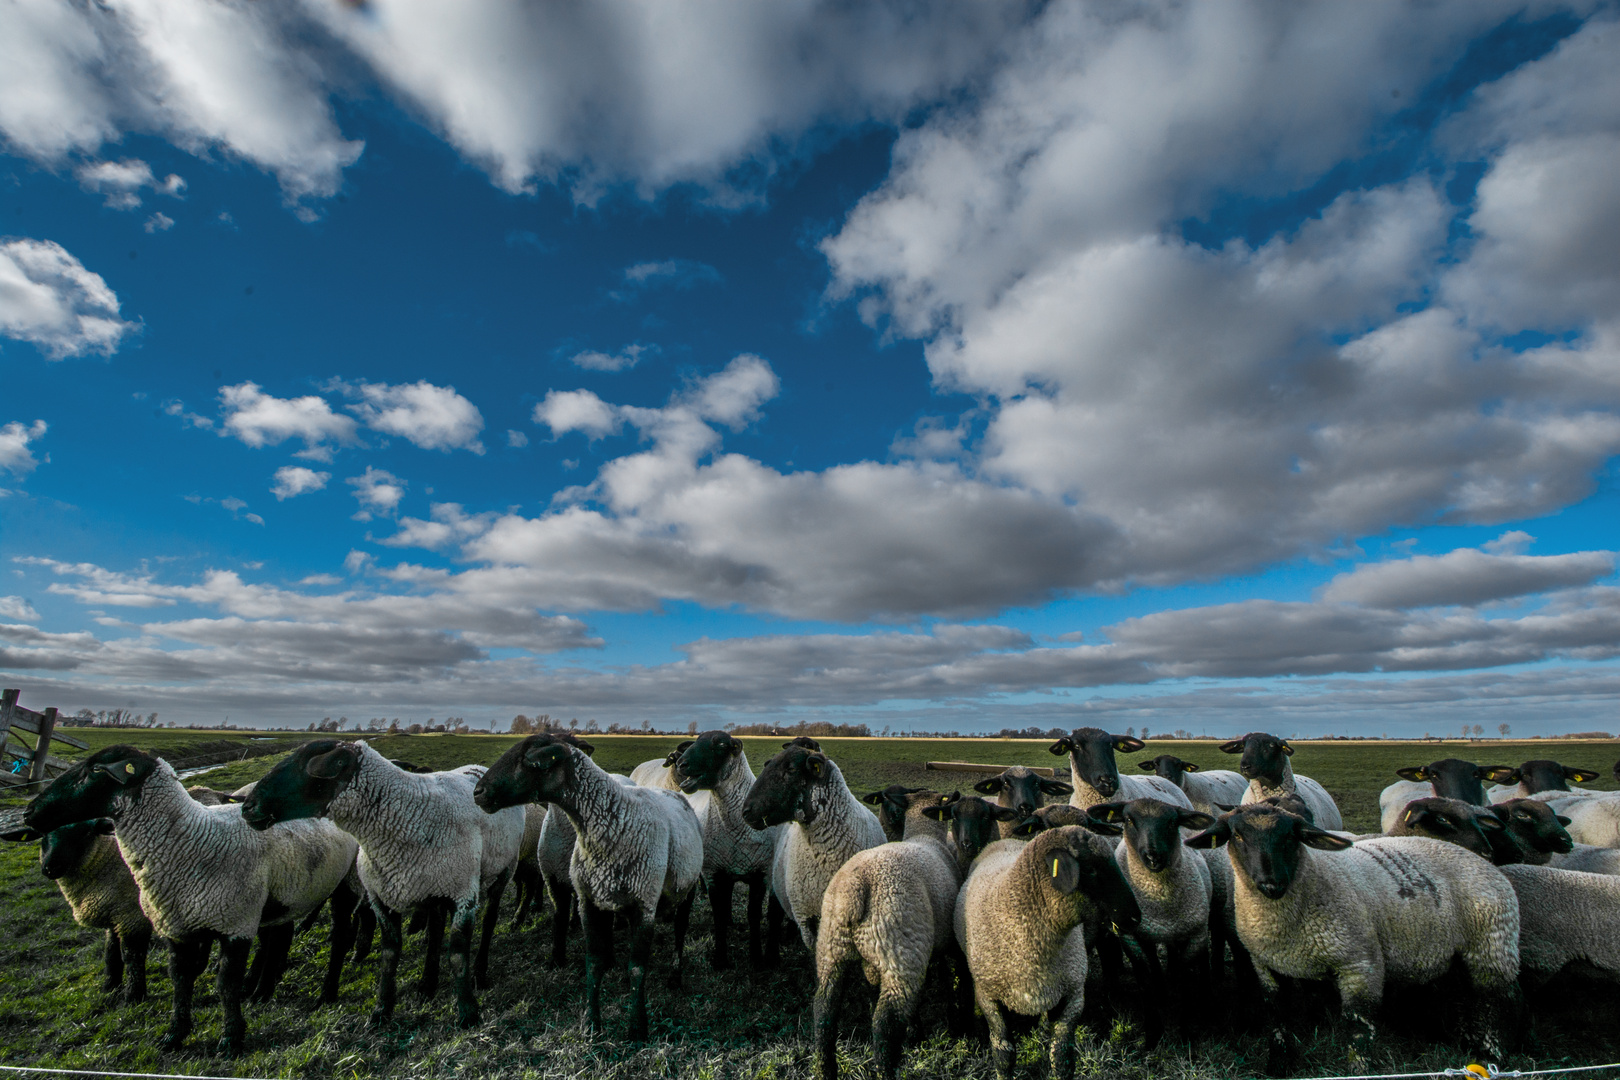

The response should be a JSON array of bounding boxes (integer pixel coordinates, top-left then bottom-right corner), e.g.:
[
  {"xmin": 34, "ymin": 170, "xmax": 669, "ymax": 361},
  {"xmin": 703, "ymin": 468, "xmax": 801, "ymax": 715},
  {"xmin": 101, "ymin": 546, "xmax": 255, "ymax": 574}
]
[
  {"xmin": 1086, "ymin": 798, "xmax": 1217, "ymax": 1046},
  {"xmin": 630, "ymin": 740, "xmax": 694, "ymax": 790},
  {"xmin": 1186, "ymin": 805, "xmax": 1519, "ymax": 1074},
  {"xmin": 813, "ymin": 791, "xmax": 1015, "ymax": 1080},
  {"xmin": 25, "ymin": 746, "xmax": 359, "ymax": 1055},
  {"xmin": 1, "ymin": 818, "xmax": 153, "ymax": 1003},
  {"xmin": 1048, "ymin": 728, "xmax": 1192, "ymax": 811},
  {"xmin": 1219, "ymin": 732, "xmax": 1343, "ymax": 831},
  {"xmin": 240, "ymin": 740, "xmax": 524, "ymax": 1030},
  {"xmin": 473, "ymin": 733, "xmax": 703, "ymax": 1041},
  {"xmin": 971, "ymin": 766, "xmax": 1074, "ymax": 837},
  {"xmin": 1497, "ymin": 864, "xmax": 1620, "ymax": 985},
  {"xmin": 671, "ymin": 730, "xmax": 779, "ymax": 969},
  {"xmin": 1376, "ymin": 759, "xmax": 1511, "ymax": 834},
  {"xmin": 862, "ymin": 785, "xmax": 926, "ymax": 843},
  {"xmin": 508, "ymin": 803, "xmax": 546, "ymax": 928},
  {"xmin": 954, "ymin": 823, "xmax": 1143, "ymax": 1080},
  {"xmin": 1381, "ymin": 797, "xmax": 1502, "ymax": 860},
  {"xmin": 1137, "ymin": 755, "xmax": 1247, "ymax": 817},
  {"xmin": 741, "ymin": 743, "xmax": 886, "ymax": 957},
  {"xmin": 1485, "ymin": 759, "xmax": 1602, "ymax": 803}
]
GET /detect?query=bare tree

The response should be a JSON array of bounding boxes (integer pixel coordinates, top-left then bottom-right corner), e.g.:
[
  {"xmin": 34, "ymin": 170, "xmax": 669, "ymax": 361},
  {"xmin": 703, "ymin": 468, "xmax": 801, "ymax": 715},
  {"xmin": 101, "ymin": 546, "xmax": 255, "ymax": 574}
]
[{"xmin": 1499, "ymin": 723, "xmax": 1511, "ymax": 737}]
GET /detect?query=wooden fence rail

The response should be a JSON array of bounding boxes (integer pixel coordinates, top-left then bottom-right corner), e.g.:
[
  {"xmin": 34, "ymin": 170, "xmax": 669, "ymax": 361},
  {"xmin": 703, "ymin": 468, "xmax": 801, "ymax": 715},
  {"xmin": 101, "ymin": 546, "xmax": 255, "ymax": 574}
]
[{"xmin": 0, "ymin": 689, "xmax": 91, "ymax": 789}]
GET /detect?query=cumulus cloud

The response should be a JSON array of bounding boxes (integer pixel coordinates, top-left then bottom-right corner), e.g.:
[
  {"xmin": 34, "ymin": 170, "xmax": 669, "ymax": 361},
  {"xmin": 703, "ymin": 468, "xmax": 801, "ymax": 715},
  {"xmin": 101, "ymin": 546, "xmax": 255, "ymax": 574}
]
[
  {"xmin": 75, "ymin": 158, "xmax": 185, "ymax": 210},
  {"xmin": 0, "ymin": 239, "xmax": 137, "ymax": 358},
  {"xmin": 270, "ymin": 465, "xmax": 330, "ymax": 501},
  {"xmin": 534, "ymin": 389, "xmax": 622, "ymax": 440},
  {"xmin": 218, "ymin": 382, "xmax": 359, "ymax": 460},
  {"xmin": 506, "ymin": 429, "xmax": 528, "ymax": 448},
  {"xmin": 347, "ymin": 466, "xmax": 406, "ymax": 521},
  {"xmin": 380, "ymin": 503, "xmax": 497, "ymax": 551},
  {"xmin": 1321, "ymin": 542, "xmax": 1616, "ymax": 610},
  {"xmin": 0, "ymin": 420, "xmax": 48, "ymax": 477},
  {"xmin": 0, "ymin": 596, "xmax": 40, "ymax": 621},
  {"xmin": 338, "ymin": 379, "xmax": 486, "ymax": 454},
  {"xmin": 143, "ymin": 212, "xmax": 174, "ymax": 233},
  {"xmin": 569, "ymin": 343, "xmax": 653, "ymax": 372}
]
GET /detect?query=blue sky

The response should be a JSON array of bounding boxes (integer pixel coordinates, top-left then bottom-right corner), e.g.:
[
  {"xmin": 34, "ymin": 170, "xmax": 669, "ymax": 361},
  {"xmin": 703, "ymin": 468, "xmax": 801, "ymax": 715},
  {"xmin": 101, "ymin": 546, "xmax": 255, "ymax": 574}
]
[{"xmin": 2, "ymin": 1, "xmax": 1618, "ymax": 736}]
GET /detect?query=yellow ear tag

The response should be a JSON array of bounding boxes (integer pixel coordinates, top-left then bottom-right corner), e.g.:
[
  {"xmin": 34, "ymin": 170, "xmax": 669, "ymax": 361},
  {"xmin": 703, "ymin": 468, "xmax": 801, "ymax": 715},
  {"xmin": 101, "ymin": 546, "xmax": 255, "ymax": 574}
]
[
  {"xmin": 1052, "ymin": 858, "xmax": 1060, "ymax": 878},
  {"xmin": 123, "ymin": 763, "xmax": 134, "ymax": 775}
]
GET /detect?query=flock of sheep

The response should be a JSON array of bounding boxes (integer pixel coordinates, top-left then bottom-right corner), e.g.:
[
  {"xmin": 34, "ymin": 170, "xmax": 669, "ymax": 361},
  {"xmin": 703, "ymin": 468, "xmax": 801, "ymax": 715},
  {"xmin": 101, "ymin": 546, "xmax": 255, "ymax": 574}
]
[{"xmin": 6, "ymin": 727, "xmax": 1620, "ymax": 1080}]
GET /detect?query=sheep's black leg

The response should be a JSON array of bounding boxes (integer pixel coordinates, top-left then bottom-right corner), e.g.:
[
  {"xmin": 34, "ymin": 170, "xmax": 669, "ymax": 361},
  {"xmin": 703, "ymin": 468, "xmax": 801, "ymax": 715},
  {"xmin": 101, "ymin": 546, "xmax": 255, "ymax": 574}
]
[
  {"xmin": 765, "ymin": 891, "xmax": 785, "ymax": 968},
  {"xmin": 123, "ymin": 929, "xmax": 151, "ymax": 1004},
  {"xmin": 745, "ymin": 871, "xmax": 766, "ymax": 969},
  {"xmin": 669, "ymin": 889, "xmax": 694, "ymax": 990},
  {"xmin": 582, "ymin": 900, "xmax": 614, "ymax": 1035},
  {"xmin": 872, "ymin": 974, "xmax": 917, "ymax": 1080},
  {"xmin": 709, "ymin": 870, "xmax": 736, "ymax": 971},
  {"xmin": 417, "ymin": 901, "xmax": 446, "ymax": 997},
  {"xmin": 321, "ymin": 881, "xmax": 358, "ymax": 1004},
  {"xmin": 449, "ymin": 898, "xmax": 481, "ymax": 1028},
  {"xmin": 160, "ymin": 936, "xmax": 210, "ymax": 1051},
  {"xmin": 249, "ymin": 923, "xmax": 294, "ymax": 1003},
  {"xmin": 369, "ymin": 902, "xmax": 405, "ymax": 1028},
  {"xmin": 813, "ymin": 951, "xmax": 856, "ymax": 1080},
  {"xmin": 476, "ymin": 872, "xmax": 508, "ymax": 989},
  {"xmin": 1260, "ymin": 969, "xmax": 1300, "ymax": 1077},
  {"xmin": 1133, "ymin": 937, "xmax": 1166, "ymax": 1050},
  {"xmin": 982, "ymin": 996, "xmax": 1016, "ymax": 1080},
  {"xmin": 102, "ymin": 929, "xmax": 124, "ymax": 992},
  {"xmin": 352, "ymin": 900, "xmax": 376, "ymax": 962},
  {"xmin": 942, "ymin": 939, "xmax": 974, "ymax": 1037},
  {"xmin": 512, "ymin": 863, "xmax": 540, "ymax": 929},
  {"xmin": 217, "ymin": 935, "xmax": 252, "ymax": 1056},
  {"xmin": 297, "ymin": 899, "xmax": 325, "ymax": 934},
  {"xmin": 625, "ymin": 905, "xmax": 655, "ymax": 1042},
  {"xmin": 549, "ymin": 877, "xmax": 576, "ymax": 967},
  {"xmin": 1049, "ymin": 997, "xmax": 1081, "ymax": 1080}
]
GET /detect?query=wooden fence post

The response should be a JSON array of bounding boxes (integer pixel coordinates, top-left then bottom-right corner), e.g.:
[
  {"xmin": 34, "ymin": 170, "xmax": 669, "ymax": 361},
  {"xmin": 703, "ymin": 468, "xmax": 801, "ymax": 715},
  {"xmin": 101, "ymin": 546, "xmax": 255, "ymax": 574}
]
[{"xmin": 29, "ymin": 706, "xmax": 58, "ymax": 782}]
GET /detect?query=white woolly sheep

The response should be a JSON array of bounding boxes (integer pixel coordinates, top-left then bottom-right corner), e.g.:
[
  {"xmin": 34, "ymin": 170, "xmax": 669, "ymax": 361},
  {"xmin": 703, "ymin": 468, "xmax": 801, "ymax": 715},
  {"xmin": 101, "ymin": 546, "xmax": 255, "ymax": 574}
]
[
  {"xmin": 1498, "ymin": 864, "xmax": 1620, "ymax": 985},
  {"xmin": 629, "ymin": 740, "xmax": 693, "ymax": 790},
  {"xmin": 954, "ymin": 824, "xmax": 1143, "ymax": 1080},
  {"xmin": 27, "ymin": 746, "xmax": 359, "ymax": 1055},
  {"xmin": 2, "ymin": 817, "xmax": 153, "ymax": 1003},
  {"xmin": 1219, "ymin": 732, "xmax": 1343, "ymax": 831},
  {"xmin": 1137, "ymin": 755, "xmax": 1247, "ymax": 817},
  {"xmin": 475, "ymin": 734, "xmax": 704, "ymax": 1041},
  {"xmin": 1376, "ymin": 758, "xmax": 1510, "ymax": 834},
  {"xmin": 671, "ymin": 730, "xmax": 780, "ymax": 969},
  {"xmin": 1048, "ymin": 728, "xmax": 1192, "ymax": 810},
  {"xmin": 1485, "ymin": 759, "xmax": 1602, "ymax": 803},
  {"xmin": 741, "ymin": 743, "xmax": 885, "ymax": 956},
  {"xmin": 241, "ymin": 741, "xmax": 524, "ymax": 1031},
  {"xmin": 814, "ymin": 791, "xmax": 1014, "ymax": 1080},
  {"xmin": 1187, "ymin": 805, "xmax": 1518, "ymax": 1075}
]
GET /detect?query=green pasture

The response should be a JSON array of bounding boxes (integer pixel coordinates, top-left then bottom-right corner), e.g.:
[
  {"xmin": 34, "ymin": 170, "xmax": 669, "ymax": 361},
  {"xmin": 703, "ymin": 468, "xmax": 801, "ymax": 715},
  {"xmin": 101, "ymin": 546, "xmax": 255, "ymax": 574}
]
[{"xmin": 2, "ymin": 733, "xmax": 1618, "ymax": 1078}]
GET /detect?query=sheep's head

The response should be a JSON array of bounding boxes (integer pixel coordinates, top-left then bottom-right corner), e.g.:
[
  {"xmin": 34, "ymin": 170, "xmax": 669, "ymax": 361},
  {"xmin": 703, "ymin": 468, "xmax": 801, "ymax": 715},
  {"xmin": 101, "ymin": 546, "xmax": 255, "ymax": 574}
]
[
  {"xmin": 1048, "ymin": 727, "xmax": 1143, "ymax": 798},
  {"xmin": 742, "ymin": 745, "xmax": 831, "ymax": 830},
  {"xmin": 1186, "ymin": 804, "xmax": 1350, "ymax": 899},
  {"xmin": 921, "ymin": 791, "xmax": 1017, "ymax": 861},
  {"xmin": 1219, "ymin": 732, "xmax": 1292, "ymax": 786},
  {"xmin": 40, "ymin": 818, "xmax": 116, "ymax": 879},
  {"xmin": 1490, "ymin": 760, "xmax": 1600, "ymax": 795},
  {"xmin": 1088, "ymin": 799, "xmax": 1214, "ymax": 873},
  {"xmin": 1394, "ymin": 797, "xmax": 1500, "ymax": 859},
  {"xmin": 1392, "ymin": 759, "xmax": 1504, "ymax": 805},
  {"xmin": 673, "ymin": 731, "xmax": 743, "ymax": 794},
  {"xmin": 475, "ymin": 733, "xmax": 593, "ymax": 814},
  {"xmin": 1490, "ymin": 798, "xmax": 1574, "ymax": 861},
  {"xmin": 241, "ymin": 739, "xmax": 362, "ymax": 831},
  {"xmin": 1010, "ymin": 804, "xmax": 1095, "ymax": 838},
  {"xmin": 860, "ymin": 785, "xmax": 926, "ymax": 843},
  {"xmin": 973, "ymin": 766, "xmax": 1072, "ymax": 822},
  {"xmin": 1138, "ymin": 755, "xmax": 1197, "ymax": 787},
  {"xmin": 1035, "ymin": 825, "xmax": 1141, "ymax": 931},
  {"xmin": 25, "ymin": 745, "xmax": 160, "ymax": 834}
]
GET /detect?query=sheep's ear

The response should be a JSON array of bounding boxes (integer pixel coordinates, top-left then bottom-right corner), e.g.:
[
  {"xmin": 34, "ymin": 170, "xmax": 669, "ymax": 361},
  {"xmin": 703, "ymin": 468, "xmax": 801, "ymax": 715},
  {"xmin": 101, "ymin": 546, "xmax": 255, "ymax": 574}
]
[
  {"xmin": 1049, "ymin": 850, "xmax": 1081, "ymax": 896},
  {"xmin": 991, "ymin": 805, "xmax": 1021, "ymax": 822},
  {"xmin": 860, "ymin": 791, "xmax": 886, "ymax": 805},
  {"xmin": 806, "ymin": 754, "xmax": 826, "ymax": 778},
  {"xmin": 1480, "ymin": 766, "xmax": 1519, "ymax": 784},
  {"xmin": 0, "ymin": 827, "xmax": 40, "ymax": 842},
  {"xmin": 523, "ymin": 743, "xmax": 568, "ymax": 771},
  {"xmin": 1279, "ymin": 741, "xmax": 1295, "ymax": 757},
  {"xmin": 1178, "ymin": 810, "xmax": 1216, "ymax": 831},
  {"xmin": 1048, "ymin": 739, "xmax": 1073, "ymax": 756},
  {"xmin": 727, "ymin": 737, "xmax": 744, "ymax": 755},
  {"xmin": 1181, "ymin": 762, "xmax": 1200, "ymax": 773},
  {"xmin": 93, "ymin": 755, "xmax": 150, "ymax": 786},
  {"xmin": 306, "ymin": 746, "xmax": 356, "ymax": 780},
  {"xmin": 920, "ymin": 805, "xmax": 952, "ymax": 821},
  {"xmin": 92, "ymin": 818, "xmax": 116, "ymax": 835},
  {"xmin": 1137, "ymin": 761, "xmax": 1157, "ymax": 772},
  {"xmin": 1214, "ymin": 802, "xmax": 1238, "ymax": 813},
  {"xmin": 1217, "ymin": 739, "xmax": 1245, "ymax": 755},
  {"xmin": 1566, "ymin": 767, "xmax": 1600, "ymax": 783},
  {"xmin": 1395, "ymin": 766, "xmax": 1428, "ymax": 782},
  {"xmin": 1010, "ymin": 817, "xmax": 1042, "ymax": 838},
  {"xmin": 1473, "ymin": 765, "xmax": 1506, "ymax": 781},
  {"xmin": 576, "ymin": 740, "xmax": 597, "ymax": 757},
  {"xmin": 1111, "ymin": 735, "xmax": 1145, "ymax": 753},
  {"xmin": 1083, "ymin": 818, "xmax": 1122, "ymax": 837},
  {"xmin": 1556, "ymin": 815, "xmax": 1573, "ymax": 827},
  {"xmin": 1184, "ymin": 821, "xmax": 1231, "ymax": 848},
  {"xmin": 973, "ymin": 777, "xmax": 1003, "ymax": 795},
  {"xmin": 1300, "ymin": 826, "xmax": 1352, "ymax": 851},
  {"xmin": 1477, "ymin": 815, "xmax": 1505, "ymax": 834},
  {"xmin": 1087, "ymin": 802, "xmax": 1126, "ymax": 824},
  {"xmin": 1038, "ymin": 779, "xmax": 1074, "ymax": 797}
]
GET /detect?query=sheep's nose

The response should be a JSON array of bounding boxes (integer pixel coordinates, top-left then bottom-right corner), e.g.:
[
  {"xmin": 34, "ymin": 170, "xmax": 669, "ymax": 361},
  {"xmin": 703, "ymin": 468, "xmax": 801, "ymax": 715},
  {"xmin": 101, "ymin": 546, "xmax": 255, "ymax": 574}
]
[{"xmin": 1258, "ymin": 881, "xmax": 1287, "ymax": 899}]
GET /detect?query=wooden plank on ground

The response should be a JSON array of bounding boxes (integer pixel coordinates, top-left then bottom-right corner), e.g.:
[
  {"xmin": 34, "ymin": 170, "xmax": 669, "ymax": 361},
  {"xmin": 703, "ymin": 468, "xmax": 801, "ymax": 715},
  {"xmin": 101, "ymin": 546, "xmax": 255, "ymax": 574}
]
[{"xmin": 924, "ymin": 760, "xmax": 1055, "ymax": 777}]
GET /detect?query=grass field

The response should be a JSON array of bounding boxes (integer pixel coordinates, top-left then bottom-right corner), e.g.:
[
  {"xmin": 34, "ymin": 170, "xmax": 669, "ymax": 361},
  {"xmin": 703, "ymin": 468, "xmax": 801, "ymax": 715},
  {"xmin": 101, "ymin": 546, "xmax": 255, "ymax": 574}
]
[{"xmin": 2, "ymin": 733, "xmax": 1618, "ymax": 1079}]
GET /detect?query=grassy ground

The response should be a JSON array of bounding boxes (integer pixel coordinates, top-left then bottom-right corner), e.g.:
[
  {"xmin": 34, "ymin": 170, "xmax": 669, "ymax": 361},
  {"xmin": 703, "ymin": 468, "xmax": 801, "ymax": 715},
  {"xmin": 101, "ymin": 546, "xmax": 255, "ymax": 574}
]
[{"xmin": 2, "ymin": 734, "xmax": 1618, "ymax": 1078}]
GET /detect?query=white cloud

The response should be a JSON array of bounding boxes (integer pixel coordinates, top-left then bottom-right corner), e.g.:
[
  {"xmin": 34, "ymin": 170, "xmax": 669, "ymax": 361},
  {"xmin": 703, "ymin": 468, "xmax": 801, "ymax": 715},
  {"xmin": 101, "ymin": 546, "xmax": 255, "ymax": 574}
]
[
  {"xmin": 0, "ymin": 239, "xmax": 137, "ymax": 359},
  {"xmin": 75, "ymin": 157, "xmax": 186, "ymax": 210},
  {"xmin": 339, "ymin": 379, "xmax": 486, "ymax": 453},
  {"xmin": 505, "ymin": 429, "xmax": 528, "ymax": 448},
  {"xmin": 0, "ymin": 596, "xmax": 40, "ymax": 621},
  {"xmin": 0, "ymin": 420, "xmax": 48, "ymax": 477},
  {"xmin": 569, "ymin": 343, "xmax": 653, "ymax": 372},
  {"xmin": 0, "ymin": 0, "xmax": 361, "ymax": 206},
  {"xmin": 380, "ymin": 503, "xmax": 497, "ymax": 551},
  {"xmin": 218, "ymin": 382, "xmax": 359, "ymax": 460},
  {"xmin": 270, "ymin": 465, "xmax": 330, "ymax": 501},
  {"xmin": 621, "ymin": 259, "xmax": 720, "ymax": 289},
  {"xmin": 534, "ymin": 389, "xmax": 622, "ymax": 440},
  {"xmin": 347, "ymin": 466, "xmax": 406, "ymax": 521},
  {"xmin": 1321, "ymin": 544, "xmax": 1616, "ymax": 610},
  {"xmin": 143, "ymin": 212, "xmax": 175, "ymax": 233}
]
